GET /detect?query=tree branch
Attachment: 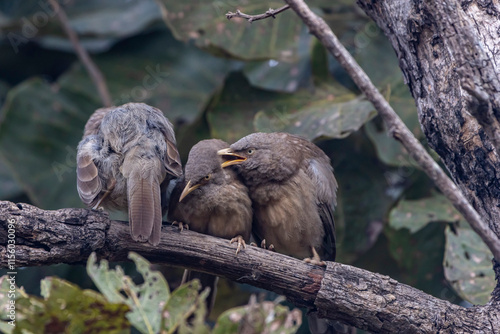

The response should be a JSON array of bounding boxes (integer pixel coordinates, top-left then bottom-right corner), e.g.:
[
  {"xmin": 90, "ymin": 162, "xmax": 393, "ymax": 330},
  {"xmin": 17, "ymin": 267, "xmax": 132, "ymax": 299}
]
[
  {"xmin": 275, "ymin": 0, "xmax": 500, "ymax": 262},
  {"xmin": 0, "ymin": 201, "xmax": 498, "ymax": 332},
  {"xmin": 48, "ymin": 0, "xmax": 112, "ymax": 107},
  {"xmin": 226, "ymin": 5, "xmax": 290, "ymax": 23}
]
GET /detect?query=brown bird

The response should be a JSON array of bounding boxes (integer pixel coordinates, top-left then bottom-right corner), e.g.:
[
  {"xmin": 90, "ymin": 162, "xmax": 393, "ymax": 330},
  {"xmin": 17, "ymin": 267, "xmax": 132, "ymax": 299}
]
[
  {"xmin": 76, "ymin": 102, "xmax": 183, "ymax": 246},
  {"xmin": 168, "ymin": 138, "xmax": 253, "ymax": 313},
  {"xmin": 218, "ymin": 132, "xmax": 337, "ymax": 264},
  {"xmin": 218, "ymin": 132, "xmax": 338, "ymax": 334}
]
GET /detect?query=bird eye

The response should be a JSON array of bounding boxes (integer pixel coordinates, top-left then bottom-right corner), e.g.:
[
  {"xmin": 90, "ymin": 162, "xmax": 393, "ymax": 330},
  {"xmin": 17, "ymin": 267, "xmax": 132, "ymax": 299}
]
[
  {"xmin": 247, "ymin": 148, "xmax": 255, "ymax": 155},
  {"xmin": 204, "ymin": 174, "xmax": 211, "ymax": 180}
]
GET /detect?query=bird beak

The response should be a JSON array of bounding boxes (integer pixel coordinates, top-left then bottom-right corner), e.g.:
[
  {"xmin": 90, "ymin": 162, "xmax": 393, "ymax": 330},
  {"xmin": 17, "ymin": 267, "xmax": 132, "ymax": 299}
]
[
  {"xmin": 179, "ymin": 180, "xmax": 201, "ymax": 202},
  {"xmin": 217, "ymin": 148, "xmax": 247, "ymax": 168}
]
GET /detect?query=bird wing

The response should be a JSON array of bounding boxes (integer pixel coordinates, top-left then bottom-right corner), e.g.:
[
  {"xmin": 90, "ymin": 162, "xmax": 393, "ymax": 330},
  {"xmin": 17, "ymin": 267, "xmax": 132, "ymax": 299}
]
[
  {"xmin": 76, "ymin": 136, "xmax": 103, "ymax": 208},
  {"xmin": 83, "ymin": 106, "xmax": 113, "ymax": 137},
  {"xmin": 306, "ymin": 158, "xmax": 338, "ymax": 261},
  {"xmin": 148, "ymin": 106, "xmax": 183, "ymax": 177}
]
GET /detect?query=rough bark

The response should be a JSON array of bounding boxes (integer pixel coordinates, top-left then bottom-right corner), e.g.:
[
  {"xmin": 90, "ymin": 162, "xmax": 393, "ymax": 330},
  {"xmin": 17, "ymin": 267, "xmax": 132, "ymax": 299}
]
[
  {"xmin": 1, "ymin": 201, "xmax": 499, "ymax": 333},
  {"xmin": 356, "ymin": 0, "xmax": 500, "ymax": 297}
]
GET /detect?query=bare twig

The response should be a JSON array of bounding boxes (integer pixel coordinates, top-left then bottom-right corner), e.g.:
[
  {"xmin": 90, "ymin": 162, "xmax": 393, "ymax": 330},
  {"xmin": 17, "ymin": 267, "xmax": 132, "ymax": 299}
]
[
  {"xmin": 224, "ymin": 0, "xmax": 500, "ymax": 261},
  {"xmin": 48, "ymin": 0, "xmax": 112, "ymax": 107},
  {"xmin": 0, "ymin": 201, "xmax": 498, "ymax": 332},
  {"xmin": 226, "ymin": 5, "xmax": 290, "ymax": 23}
]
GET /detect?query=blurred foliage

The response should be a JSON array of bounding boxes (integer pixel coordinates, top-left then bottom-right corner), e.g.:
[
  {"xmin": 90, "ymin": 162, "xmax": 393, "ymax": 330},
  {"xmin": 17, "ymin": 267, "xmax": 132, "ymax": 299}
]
[
  {"xmin": 0, "ymin": 0, "xmax": 495, "ymax": 332},
  {"xmin": 0, "ymin": 253, "xmax": 301, "ymax": 334}
]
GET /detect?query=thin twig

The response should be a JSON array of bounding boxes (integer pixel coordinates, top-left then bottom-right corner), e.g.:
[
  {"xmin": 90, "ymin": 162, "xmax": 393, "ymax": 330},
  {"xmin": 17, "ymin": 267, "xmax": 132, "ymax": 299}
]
[
  {"xmin": 48, "ymin": 0, "xmax": 112, "ymax": 107},
  {"xmin": 224, "ymin": 1, "xmax": 500, "ymax": 261},
  {"xmin": 226, "ymin": 5, "xmax": 290, "ymax": 23}
]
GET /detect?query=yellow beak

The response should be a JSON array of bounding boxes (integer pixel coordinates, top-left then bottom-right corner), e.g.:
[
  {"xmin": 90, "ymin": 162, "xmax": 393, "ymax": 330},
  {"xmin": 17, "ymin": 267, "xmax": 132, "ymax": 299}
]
[
  {"xmin": 179, "ymin": 180, "xmax": 201, "ymax": 202},
  {"xmin": 217, "ymin": 148, "xmax": 247, "ymax": 168}
]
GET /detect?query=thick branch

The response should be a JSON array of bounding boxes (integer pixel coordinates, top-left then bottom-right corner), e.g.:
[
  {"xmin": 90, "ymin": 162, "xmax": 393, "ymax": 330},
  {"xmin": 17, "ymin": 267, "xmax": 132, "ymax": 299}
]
[
  {"xmin": 0, "ymin": 201, "xmax": 499, "ymax": 332},
  {"xmin": 279, "ymin": 0, "xmax": 500, "ymax": 262},
  {"xmin": 48, "ymin": 0, "xmax": 112, "ymax": 107}
]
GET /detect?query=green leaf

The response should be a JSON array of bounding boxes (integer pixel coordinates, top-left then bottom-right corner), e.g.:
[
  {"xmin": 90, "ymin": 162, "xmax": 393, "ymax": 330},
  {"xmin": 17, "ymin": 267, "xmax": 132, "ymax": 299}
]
[
  {"xmin": 157, "ymin": 0, "xmax": 303, "ymax": 61},
  {"xmin": 0, "ymin": 0, "xmax": 162, "ymax": 52},
  {"xmin": 389, "ymin": 193, "xmax": 464, "ymax": 233},
  {"xmin": 254, "ymin": 94, "xmax": 375, "ymax": 140},
  {"xmin": 87, "ymin": 252, "xmax": 169, "ymax": 334},
  {"xmin": 444, "ymin": 223, "xmax": 495, "ymax": 305},
  {"xmin": 208, "ymin": 73, "xmax": 375, "ymax": 143},
  {"xmin": 0, "ymin": 78, "xmax": 96, "ymax": 209},
  {"xmin": 164, "ymin": 280, "xmax": 210, "ymax": 334},
  {"xmin": 242, "ymin": 27, "xmax": 312, "ymax": 93},
  {"xmin": 0, "ymin": 275, "xmax": 130, "ymax": 334},
  {"xmin": 213, "ymin": 296, "xmax": 301, "ymax": 334}
]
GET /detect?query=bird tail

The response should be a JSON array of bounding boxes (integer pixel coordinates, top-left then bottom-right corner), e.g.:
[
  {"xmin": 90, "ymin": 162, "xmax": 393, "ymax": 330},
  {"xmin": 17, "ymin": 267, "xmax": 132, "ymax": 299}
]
[
  {"xmin": 182, "ymin": 269, "xmax": 219, "ymax": 317},
  {"xmin": 122, "ymin": 152, "xmax": 163, "ymax": 246}
]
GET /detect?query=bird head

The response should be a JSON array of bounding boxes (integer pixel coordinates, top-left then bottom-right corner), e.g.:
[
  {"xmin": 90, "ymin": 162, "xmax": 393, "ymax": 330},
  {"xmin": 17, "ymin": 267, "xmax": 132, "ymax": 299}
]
[
  {"xmin": 218, "ymin": 132, "xmax": 300, "ymax": 184},
  {"xmin": 179, "ymin": 139, "xmax": 229, "ymax": 202}
]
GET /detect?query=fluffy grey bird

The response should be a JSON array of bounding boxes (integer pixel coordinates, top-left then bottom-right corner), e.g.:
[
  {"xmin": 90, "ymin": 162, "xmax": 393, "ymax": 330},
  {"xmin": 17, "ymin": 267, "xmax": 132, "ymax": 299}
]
[
  {"xmin": 76, "ymin": 102, "xmax": 182, "ymax": 246},
  {"xmin": 168, "ymin": 138, "xmax": 252, "ymax": 314},
  {"xmin": 218, "ymin": 132, "xmax": 337, "ymax": 264}
]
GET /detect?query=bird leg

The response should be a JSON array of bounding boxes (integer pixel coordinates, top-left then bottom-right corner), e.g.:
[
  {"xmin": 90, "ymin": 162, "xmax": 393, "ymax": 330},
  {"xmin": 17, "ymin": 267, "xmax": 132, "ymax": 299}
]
[
  {"xmin": 304, "ymin": 246, "xmax": 326, "ymax": 267},
  {"xmin": 230, "ymin": 235, "xmax": 247, "ymax": 255},
  {"xmin": 261, "ymin": 239, "xmax": 275, "ymax": 252},
  {"xmin": 250, "ymin": 239, "xmax": 275, "ymax": 251},
  {"xmin": 171, "ymin": 221, "xmax": 189, "ymax": 232},
  {"xmin": 92, "ymin": 178, "xmax": 116, "ymax": 210}
]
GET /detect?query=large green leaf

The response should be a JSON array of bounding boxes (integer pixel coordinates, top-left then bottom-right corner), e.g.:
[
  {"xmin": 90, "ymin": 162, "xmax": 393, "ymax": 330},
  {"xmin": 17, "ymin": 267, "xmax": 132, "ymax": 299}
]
[
  {"xmin": 208, "ymin": 72, "xmax": 375, "ymax": 143},
  {"xmin": 389, "ymin": 193, "xmax": 464, "ymax": 233},
  {"xmin": 60, "ymin": 29, "xmax": 232, "ymax": 124},
  {"xmin": 0, "ymin": 275, "xmax": 130, "ymax": 334},
  {"xmin": 0, "ymin": 78, "xmax": 95, "ymax": 209},
  {"xmin": 157, "ymin": 0, "xmax": 303, "ymax": 61},
  {"xmin": 87, "ymin": 252, "xmax": 169, "ymax": 334},
  {"xmin": 444, "ymin": 223, "xmax": 495, "ymax": 305},
  {"xmin": 254, "ymin": 94, "xmax": 375, "ymax": 140},
  {"xmin": 242, "ymin": 26, "xmax": 312, "ymax": 93},
  {"xmin": 0, "ymin": 0, "xmax": 162, "ymax": 52}
]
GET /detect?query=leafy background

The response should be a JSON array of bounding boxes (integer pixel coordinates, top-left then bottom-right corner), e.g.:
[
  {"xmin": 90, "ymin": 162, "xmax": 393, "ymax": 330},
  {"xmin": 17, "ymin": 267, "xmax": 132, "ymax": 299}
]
[{"xmin": 0, "ymin": 0, "xmax": 495, "ymax": 332}]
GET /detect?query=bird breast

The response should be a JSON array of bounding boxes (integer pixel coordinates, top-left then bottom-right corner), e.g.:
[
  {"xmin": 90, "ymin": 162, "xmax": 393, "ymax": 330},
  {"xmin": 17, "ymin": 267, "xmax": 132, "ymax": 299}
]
[{"xmin": 251, "ymin": 170, "xmax": 325, "ymax": 259}]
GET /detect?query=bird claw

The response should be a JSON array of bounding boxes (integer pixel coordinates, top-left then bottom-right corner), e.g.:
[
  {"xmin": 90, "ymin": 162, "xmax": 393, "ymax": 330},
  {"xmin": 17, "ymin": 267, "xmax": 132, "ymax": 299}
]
[
  {"xmin": 303, "ymin": 247, "xmax": 326, "ymax": 267},
  {"xmin": 230, "ymin": 235, "xmax": 247, "ymax": 255},
  {"xmin": 260, "ymin": 239, "xmax": 275, "ymax": 252},
  {"xmin": 171, "ymin": 221, "xmax": 189, "ymax": 232}
]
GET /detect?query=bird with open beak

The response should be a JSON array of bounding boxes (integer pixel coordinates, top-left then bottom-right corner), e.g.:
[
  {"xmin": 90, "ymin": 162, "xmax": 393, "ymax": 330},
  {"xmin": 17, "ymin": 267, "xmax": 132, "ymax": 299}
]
[
  {"xmin": 217, "ymin": 132, "xmax": 337, "ymax": 264},
  {"xmin": 76, "ymin": 103, "xmax": 183, "ymax": 246},
  {"xmin": 168, "ymin": 138, "xmax": 252, "ymax": 314},
  {"xmin": 218, "ymin": 132, "xmax": 338, "ymax": 334}
]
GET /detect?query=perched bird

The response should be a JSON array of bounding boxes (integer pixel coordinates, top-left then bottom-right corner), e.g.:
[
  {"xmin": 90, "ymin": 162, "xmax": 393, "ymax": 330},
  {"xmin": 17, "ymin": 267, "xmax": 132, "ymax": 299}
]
[
  {"xmin": 168, "ymin": 139, "xmax": 253, "ymax": 314},
  {"xmin": 218, "ymin": 132, "xmax": 338, "ymax": 334},
  {"xmin": 76, "ymin": 102, "xmax": 183, "ymax": 246},
  {"xmin": 218, "ymin": 132, "xmax": 337, "ymax": 264}
]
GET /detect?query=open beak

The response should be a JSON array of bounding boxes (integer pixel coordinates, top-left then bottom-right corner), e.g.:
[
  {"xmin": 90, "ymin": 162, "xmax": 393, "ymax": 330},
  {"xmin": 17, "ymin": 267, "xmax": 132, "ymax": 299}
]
[
  {"xmin": 179, "ymin": 180, "xmax": 201, "ymax": 202},
  {"xmin": 217, "ymin": 148, "xmax": 247, "ymax": 168}
]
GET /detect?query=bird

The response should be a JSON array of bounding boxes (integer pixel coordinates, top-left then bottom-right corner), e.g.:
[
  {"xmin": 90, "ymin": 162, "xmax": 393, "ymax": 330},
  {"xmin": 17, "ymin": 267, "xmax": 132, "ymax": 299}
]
[
  {"xmin": 76, "ymin": 102, "xmax": 183, "ymax": 246},
  {"xmin": 168, "ymin": 138, "xmax": 253, "ymax": 314},
  {"xmin": 218, "ymin": 132, "xmax": 337, "ymax": 264},
  {"xmin": 217, "ymin": 132, "xmax": 338, "ymax": 334}
]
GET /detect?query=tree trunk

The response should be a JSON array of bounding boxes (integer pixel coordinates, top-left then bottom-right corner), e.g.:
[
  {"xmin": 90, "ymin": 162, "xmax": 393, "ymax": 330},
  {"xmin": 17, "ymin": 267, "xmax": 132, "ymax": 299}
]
[{"xmin": 356, "ymin": 0, "xmax": 500, "ymax": 299}]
